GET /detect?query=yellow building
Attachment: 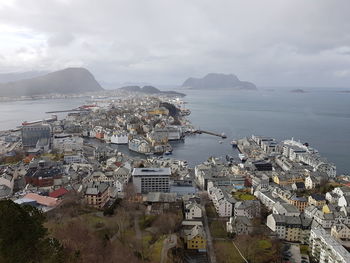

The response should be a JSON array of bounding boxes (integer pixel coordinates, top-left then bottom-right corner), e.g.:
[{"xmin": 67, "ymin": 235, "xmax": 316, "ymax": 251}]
[
  {"xmin": 185, "ymin": 225, "xmax": 206, "ymax": 250},
  {"xmin": 322, "ymin": 204, "xmax": 336, "ymax": 214},
  {"xmin": 147, "ymin": 107, "xmax": 169, "ymax": 116},
  {"xmin": 273, "ymin": 173, "xmax": 304, "ymax": 186},
  {"xmin": 308, "ymin": 194, "xmax": 326, "ymax": 207}
]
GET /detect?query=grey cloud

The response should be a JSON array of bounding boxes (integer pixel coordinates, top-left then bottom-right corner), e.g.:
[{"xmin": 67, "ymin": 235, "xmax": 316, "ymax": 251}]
[
  {"xmin": 0, "ymin": 0, "xmax": 350, "ymax": 86},
  {"xmin": 47, "ymin": 32, "xmax": 74, "ymax": 47}
]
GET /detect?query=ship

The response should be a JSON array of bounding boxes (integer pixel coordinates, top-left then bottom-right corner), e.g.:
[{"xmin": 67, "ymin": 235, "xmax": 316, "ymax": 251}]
[
  {"xmin": 238, "ymin": 153, "xmax": 247, "ymax": 162},
  {"xmin": 231, "ymin": 140, "xmax": 237, "ymax": 147},
  {"xmin": 22, "ymin": 115, "xmax": 57, "ymax": 126}
]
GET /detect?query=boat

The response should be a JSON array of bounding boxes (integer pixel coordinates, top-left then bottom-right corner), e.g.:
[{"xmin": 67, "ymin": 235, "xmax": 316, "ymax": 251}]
[
  {"xmin": 231, "ymin": 140, "xmax": 237, "ymax": 147},
  {"xmin": 238, "ymin": 153, "xmax": 247, "ymax": 162},
  {"xmin": 164, "ymin": 151, "xmax": 172, "ymax": 155},
  {"xmin": 219, "ymin": 141, "xmax": 223, "ymax": 144}
]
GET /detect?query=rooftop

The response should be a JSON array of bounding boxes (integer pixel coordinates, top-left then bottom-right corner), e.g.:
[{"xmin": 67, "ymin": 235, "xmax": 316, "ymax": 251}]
[{"xmin": 132, "ymin": 167, "xmax": 171, "ymax": 177}]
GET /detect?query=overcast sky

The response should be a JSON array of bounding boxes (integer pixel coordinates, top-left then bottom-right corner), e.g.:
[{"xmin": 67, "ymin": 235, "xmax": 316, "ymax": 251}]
[{"xmin": 0, "ymin": 0, "xmax": 350, "ymax": 87}]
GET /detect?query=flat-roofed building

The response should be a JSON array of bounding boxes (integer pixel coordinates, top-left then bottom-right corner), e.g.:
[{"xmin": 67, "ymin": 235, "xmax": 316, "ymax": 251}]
[
  {"xmin": 84, "ymin": 182, "xmax": 109, "ymax": 209},
  {"xmin": 132, "ymin": 167, "xmax": 171, "ymax": 194},
  {"xmin": 22, "ymin": 124, "xmax": 51, "ymax": 148},
  {"xmin": 310, "ymin": 228, "xmax": 350, "ymax": 263}
]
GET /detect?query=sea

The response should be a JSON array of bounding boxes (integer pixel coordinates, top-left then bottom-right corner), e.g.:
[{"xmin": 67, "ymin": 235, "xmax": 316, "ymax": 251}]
[{"xmin": 0, "ymin": 88, "xmax": 349, "ymax": 174}]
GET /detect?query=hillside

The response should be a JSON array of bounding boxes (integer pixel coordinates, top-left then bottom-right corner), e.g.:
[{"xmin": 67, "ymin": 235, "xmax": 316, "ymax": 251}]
[
  {"xmin": 0, "ymin": 71, "xmax": 48, "ymax": 83},
  {"xmin": 182, "ymin": 73, "xmax": 256, "ymax": 90},
  {"xmin": 0, "ymin": 68, "xmax": 103, "ymax": 97}
]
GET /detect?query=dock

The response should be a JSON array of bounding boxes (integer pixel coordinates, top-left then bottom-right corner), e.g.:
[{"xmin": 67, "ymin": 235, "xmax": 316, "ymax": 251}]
[
  {"xmin": 194, "ymin": 129, "xmax": 227, "ymax": 139},
  {"xmin": 45, "ymin": 109, "xmax": 90, "ymax": 114}
]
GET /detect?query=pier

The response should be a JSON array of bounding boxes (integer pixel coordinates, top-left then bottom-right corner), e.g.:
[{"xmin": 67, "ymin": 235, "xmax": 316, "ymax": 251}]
[
  {"xmin": 194, "ymin": 129, "xmax": 227, "ymax": 139},
  {"xmin": 45, "ymin": 109, "xmax": 90, "ymax": 114}
]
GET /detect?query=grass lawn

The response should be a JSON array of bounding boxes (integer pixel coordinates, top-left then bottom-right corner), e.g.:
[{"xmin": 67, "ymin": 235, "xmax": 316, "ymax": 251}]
[
  {"xmin": 258, "ymin": 239, "xmax": 272, "ymax": 250},
  {"xmin": 300, "ymin": 244, "xmax": 309, "ymax": 255},
  {"xmin": 205, "ymin": 203, "xmax": 218, "ymax": 218},
  {"xmin": 214, "ymin": 240, "xmax": 245, "ymax": 263},
  {"xmin": 149, "ymin": 235, "xmax": 165, "ymax": 262},
  {"xmin": 209, "ymin": 220, "xmax": 227, "ymax": 239},
  {"xmin": 233, "ymin": 191, "xmax": 256, "ymax": 201}
]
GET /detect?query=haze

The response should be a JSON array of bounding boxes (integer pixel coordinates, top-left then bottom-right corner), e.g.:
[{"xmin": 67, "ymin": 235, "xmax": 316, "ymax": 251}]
[{"xmin": 0, "ymin": 0, "xmax": 350, "ymax": 87}]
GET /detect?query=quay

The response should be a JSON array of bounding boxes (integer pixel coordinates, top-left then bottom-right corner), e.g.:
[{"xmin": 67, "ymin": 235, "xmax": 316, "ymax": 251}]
[
  {"xmin": 45, "ymin": 109, "xmax": 90, "ymax": 114},
  {"xmin": 194, "ymin": 129, "xmax": 227, "ymax": 139}
]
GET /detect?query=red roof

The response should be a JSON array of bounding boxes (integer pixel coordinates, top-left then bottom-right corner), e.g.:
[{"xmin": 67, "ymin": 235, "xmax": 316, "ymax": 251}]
[
  {"xmin": 49, "ymin": 187, "xmax": 69, "ymax": 198},
  {"xmin": 115, "ymin": 161, "xmax": 122, "ymax": 167}
]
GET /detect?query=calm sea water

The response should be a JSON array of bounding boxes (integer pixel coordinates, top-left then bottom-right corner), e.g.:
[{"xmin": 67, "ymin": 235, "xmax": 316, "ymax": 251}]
[{"xmin": 0, "ymin": 89, "xmax": 349, "ymax": 174}]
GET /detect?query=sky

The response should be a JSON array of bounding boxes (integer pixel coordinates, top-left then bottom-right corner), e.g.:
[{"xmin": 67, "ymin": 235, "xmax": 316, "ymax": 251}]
[{"xmin": 0, "ymin": 0, "xmax": 350, "ymax": 87}]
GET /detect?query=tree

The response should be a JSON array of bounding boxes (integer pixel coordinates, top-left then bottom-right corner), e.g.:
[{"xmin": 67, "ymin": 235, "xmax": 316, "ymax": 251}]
[{"xmin": 0, "ymin": 200, "xmax": 64, "ymax": 263}]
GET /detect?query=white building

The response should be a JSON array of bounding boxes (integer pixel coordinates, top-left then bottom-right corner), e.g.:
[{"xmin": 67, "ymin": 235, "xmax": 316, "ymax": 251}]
[
  {"xmin": 208, "ymin": 186, "xmax": 236, "ymax": 217},
  {"xmin": 132, "ymin": 168, "xmax": 171, "ymax": 194},
  {"xmin": 338, "ymin": 195, "xmax": 350, "ymax": 207},
  {"xmin": 333, "ymin": 187, "xmax": 350, "ymax": 197},
  {"xmin": 309, "ymin": 228, "xmax": 350, "ymax": 263},
  {"xmin": 331, "ymin": 224, "xmax": 350, "ymax": 241},
  {"xmin": 111, "ymin": 132, "xmax": 128, "ymax": 144},
  {"xmin": 234, "ymin": 200, "xmax": 261, "ymax": 219},
  {"xmin": 255, "ymin": 190, "xmax": 280, "ymax": 211},
  {"xmin": 305, "ymin": 175, "xmax": 320, "ymax": 190},
  {"xmin": 184, "ymin": 201, "xmax": 202, "ymax": 220},
  {"xmin": 64, "ymin": 153, "xmax": 85, "ymax": 164},
  {"xmin": 273, "ymin": 202, "xmax": 300, "ymax": 217}
]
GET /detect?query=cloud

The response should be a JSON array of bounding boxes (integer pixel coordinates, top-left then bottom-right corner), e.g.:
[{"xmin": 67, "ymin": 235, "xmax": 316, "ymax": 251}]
[
  {"xmin": 0, "ymin": 0, "xmax": 349, "ymax": 86},
  {"xmin": 47, "ymin": 32, "xmax": 74, "ymax": 47}
]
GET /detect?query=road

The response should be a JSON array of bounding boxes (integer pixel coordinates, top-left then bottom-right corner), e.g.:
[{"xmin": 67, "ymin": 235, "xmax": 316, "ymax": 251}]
[
  {"xmin": 200, "ymin": 192, "xmax": 217, "ymax": 263},
  {"xmin": 160, "ymin": 234, "xmax": 177, "ymax": 263}
]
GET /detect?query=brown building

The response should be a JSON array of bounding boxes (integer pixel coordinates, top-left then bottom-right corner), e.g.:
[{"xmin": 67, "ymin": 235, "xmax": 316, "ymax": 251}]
[{"xmin": 84, "ymin": 182, "xmax": 110, "ymax": 209}]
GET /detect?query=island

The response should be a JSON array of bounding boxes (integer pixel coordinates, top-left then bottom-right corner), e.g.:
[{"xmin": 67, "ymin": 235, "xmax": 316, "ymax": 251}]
[
  {"xmin": 290, "ymin": 88, "xmax": 306, "ymax": 93},
  {"xmin": 182, "ymin": 73, "xmax": 257, "ymax": 90},
  {"xmin": 118, "ymin": 85, "xmax": 186, "ymax": 97}
]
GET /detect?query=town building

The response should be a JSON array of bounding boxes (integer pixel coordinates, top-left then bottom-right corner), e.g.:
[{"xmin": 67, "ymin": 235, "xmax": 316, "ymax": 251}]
[
  {"xmin": 132, "ymin": 167, "xmax": 171, "ymax": 194},
  {"xmin": 208, "ymin": 186, "xmax": 236, "ymax": 217},
  {"xmin": 309, "ymin": 228, "xmax": 350, "ymax": 263},
  {"xmin": 25, "ymin": 160, "xmax": 63, "ymax": 187},
  {"xmin": 266, "ymin": 214, "xmax": 312, "ymax": 243},
  {"xmin": 308, "ymin": 193, "xmax": 326, "ymax": 207},
  {"xmin": 234, "ymin": 200, "xmax": 261, "ymax": 219},
  {"xmin": 22, "ymin": 124, "xmax": 51, "ymax": 149},
  {"xmin": 84, "ymin": 182, "xmax": 110, "ymax": 209},
  {"xmin": 184, "ymin": 225, "xmax": 206, "ymax": 251},
  {"xmin": 184, "ymin": 200, "xmax": 202, "ymax": 220},
  {"xmin": 226, "ymin": 216, "xmax": 254, "ymax": 235}
]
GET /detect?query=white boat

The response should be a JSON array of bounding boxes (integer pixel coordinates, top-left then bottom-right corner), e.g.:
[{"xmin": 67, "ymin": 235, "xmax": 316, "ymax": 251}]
[
  {"xmin": 219, "ymin": 141, "xmax": 223, "ymax": 144},
  {"xmin": 238, "ymin": 153, "xmax": 247, "ymax": 161},
  {"xmin": 231, "ymin": 140, "xmax": 237, "ymax": 147}
]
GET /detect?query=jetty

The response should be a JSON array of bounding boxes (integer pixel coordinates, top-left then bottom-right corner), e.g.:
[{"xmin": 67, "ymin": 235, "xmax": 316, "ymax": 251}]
[
  {"xmin": 194, "ymin": 129, "xmax": 227, "ymax": 139},
  {"xmin": 45, "ymin": 109, "xmax": 89, "ymax": 114}
]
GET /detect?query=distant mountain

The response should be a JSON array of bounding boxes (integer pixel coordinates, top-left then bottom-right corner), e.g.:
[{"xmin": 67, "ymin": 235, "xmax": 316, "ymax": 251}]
[
  {"xmin": 119, "ymin": 85, "xmax": 186, "ymax": 97},
  {"xmin": 0, "ymin": 71, "xmax": 48, "ymax": 83},
  {"xmin": 0, "ymin": 68, "xmax": 103, "ymax": 97},
  {"xmin": 182, "ymin": 73, "xmax": 256, "ymax": 90}
]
